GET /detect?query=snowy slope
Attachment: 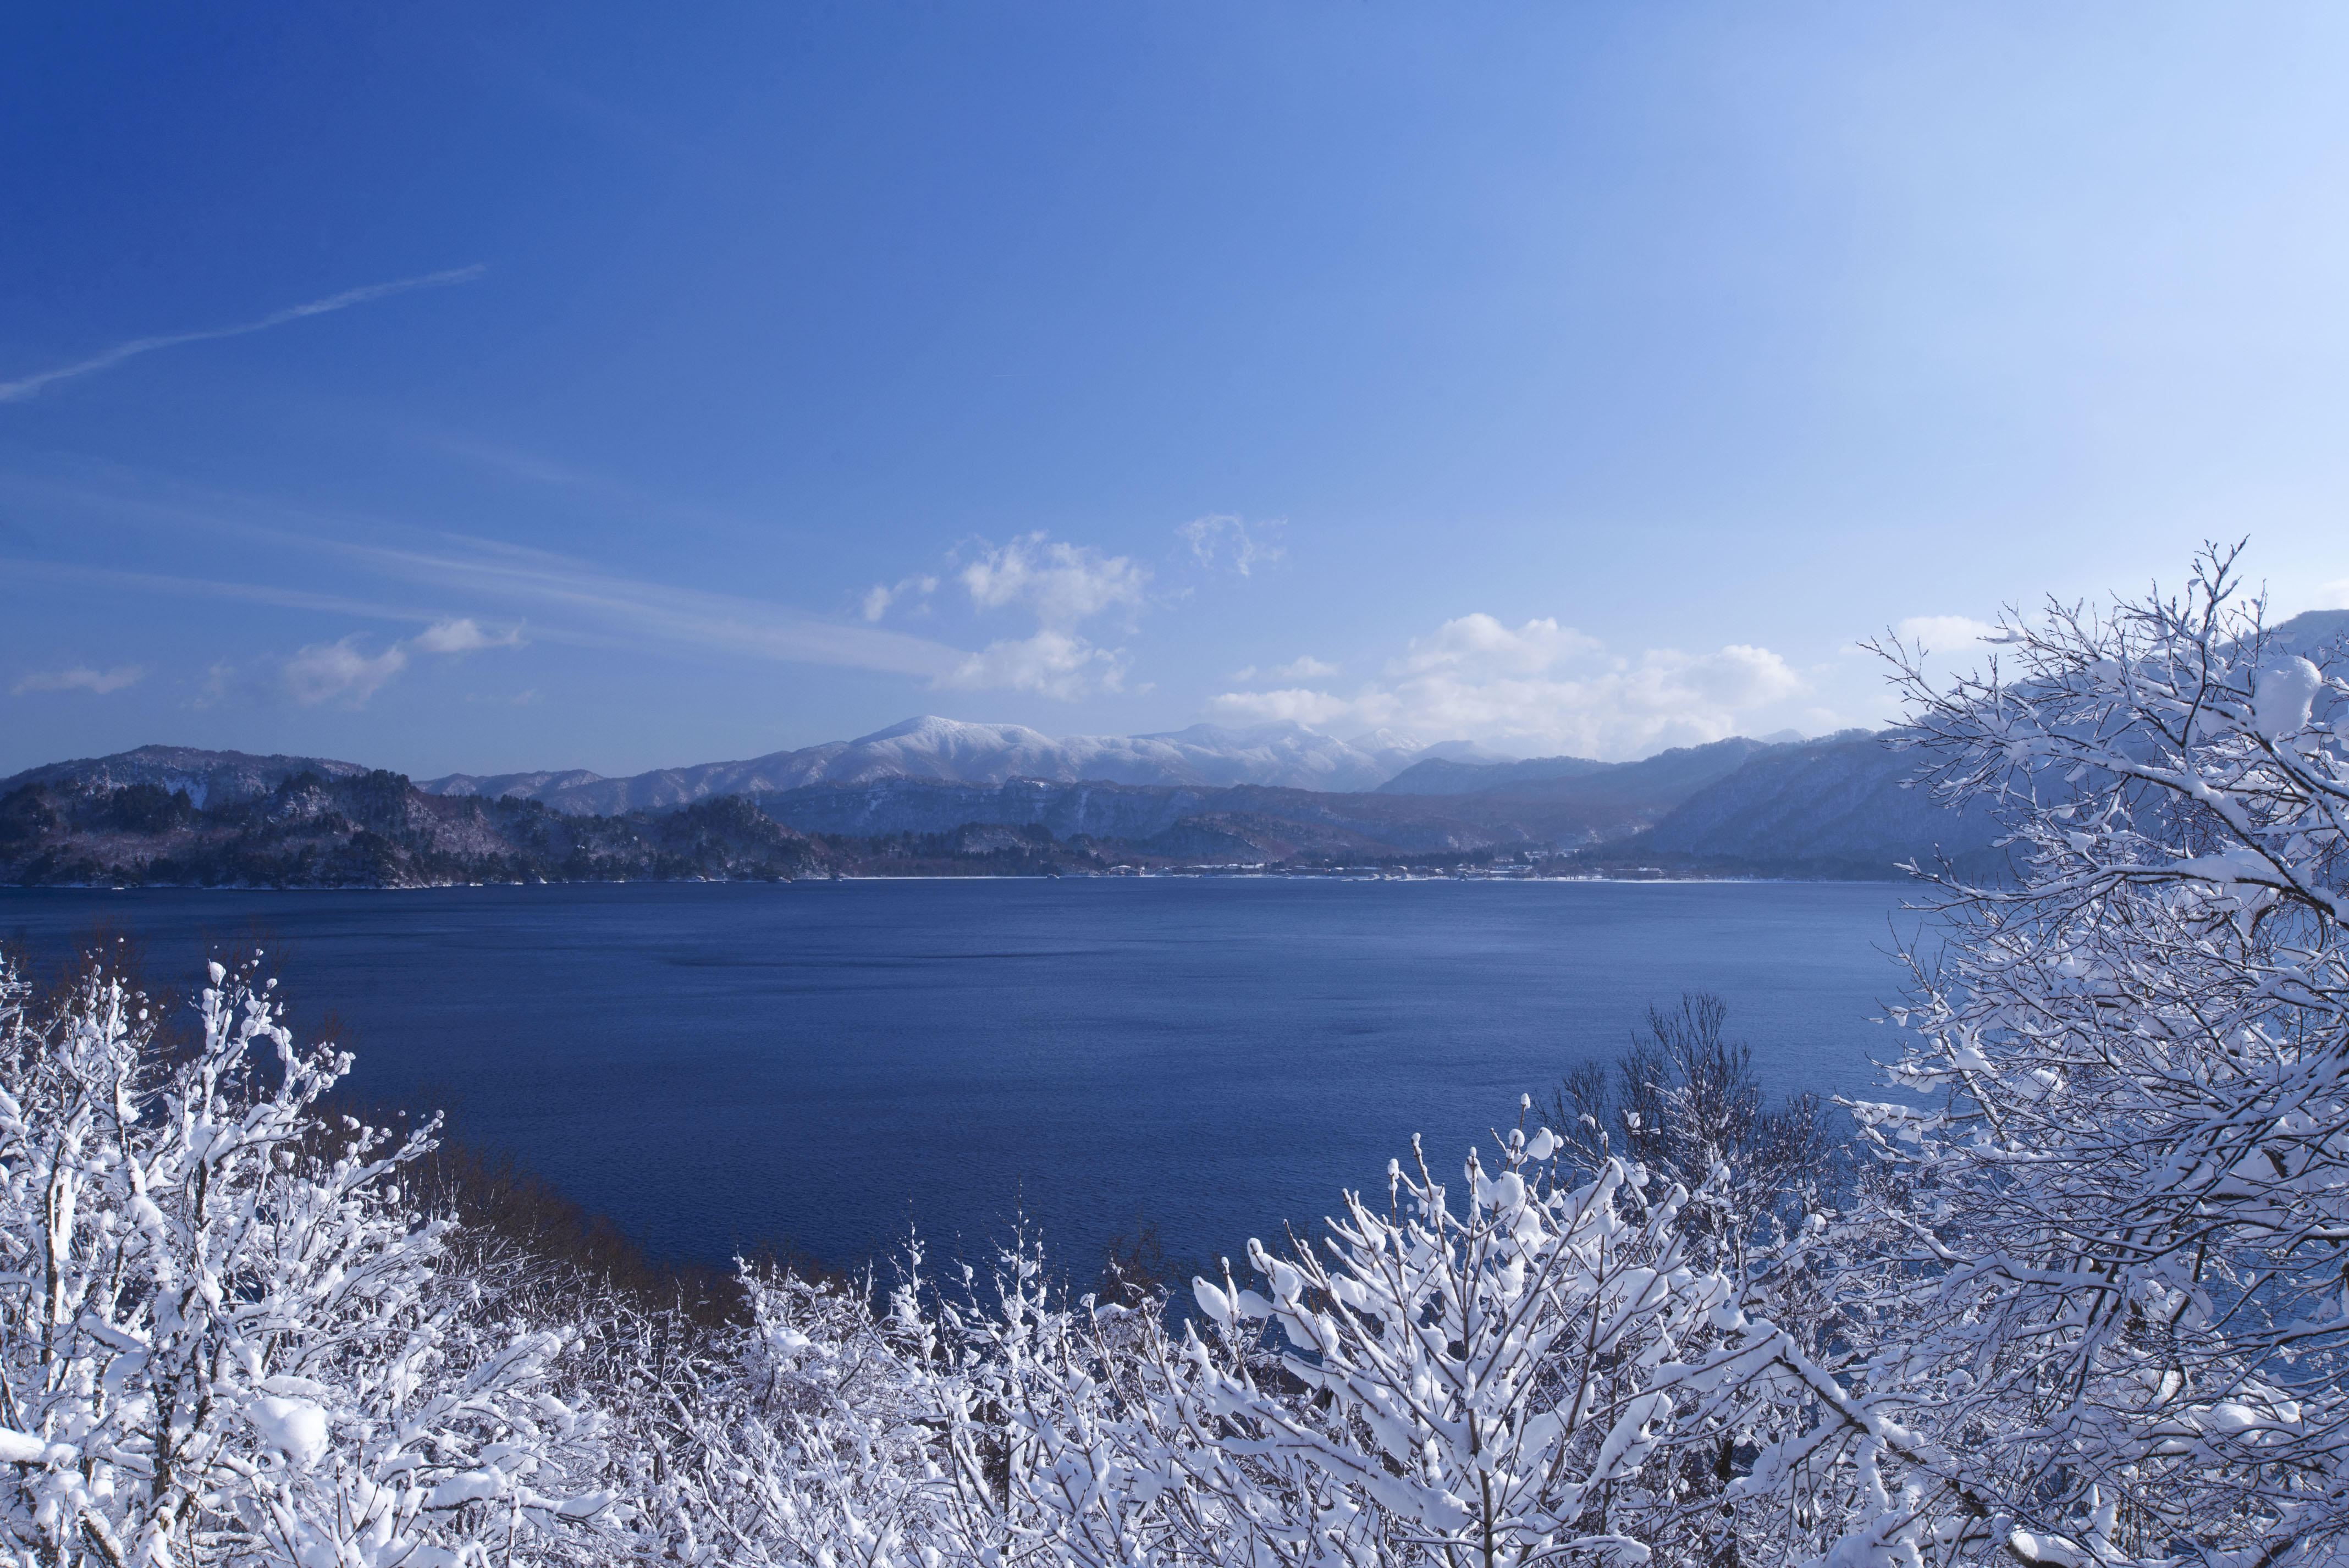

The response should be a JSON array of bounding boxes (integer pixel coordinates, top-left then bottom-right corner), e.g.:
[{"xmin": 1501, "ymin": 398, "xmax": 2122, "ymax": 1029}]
[
  {"xmin": 1625, "ymin": 730, "xmax": 2009, "ymax": 878},
  {"xmin": 1375, "ymin": 754, "xmax": 1613, "ymax": 795}
]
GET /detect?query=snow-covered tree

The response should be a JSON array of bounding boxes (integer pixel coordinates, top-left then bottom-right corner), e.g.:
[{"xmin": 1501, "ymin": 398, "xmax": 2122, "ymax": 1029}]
[
  {"xmin": 1547, "ymin": 993, "xmax": 1838, "ymax": 1373},
  {"xmin": 0, "ymin": 949, "xmax": 618, "ymax": 1567},
  {"xmin": 1158, "ymin": 1108, "xmax": 1821, "ymax": 1567},
  {"xmin": 669, "ymin": 1115, "xmax": 1816, "ymax": 1568},
  {"xmin": 1746, "ymin": 546, "xmax": 2349, "ymax": 1566},
  {"xmin": 1550, "ymin": 995, "xmax": 1830, "ymax": 1255},
  {"xmin": 622, "ymin": 1254, "xmax": 949, "ymax": 1567}
]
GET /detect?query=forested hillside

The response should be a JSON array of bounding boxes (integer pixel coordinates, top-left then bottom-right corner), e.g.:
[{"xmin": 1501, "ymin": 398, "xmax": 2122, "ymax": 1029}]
[
  {"xmin": 1637, "ymin": 730, "xmax": 2011, "ymax": 879},
  {"xmin": 1573, "ymin": 730, "xmax": 2012, "ymax": 879},
  {"xmin": 0, "ymin": 769, "xmax": 836, "ymax": 886}
]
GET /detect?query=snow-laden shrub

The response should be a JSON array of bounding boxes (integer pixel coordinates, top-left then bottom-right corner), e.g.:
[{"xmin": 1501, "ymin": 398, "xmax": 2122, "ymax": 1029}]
[
  {"xmin": 635, "ymin": 1251, "xmax": 957, "ymax": 1567},
  {"xmin": 1179, "ymin": 1131, "xmax": 1710, "ymax": 1565},
  {"xmin": 606, "ymin": 1118, "xmax": 1821, "ymax": 1568},
  {"xmin": 0, "ymin": 952, "xmax": 619, "ymax": 1567},
  {"xmin": 1750, "ymin": 545, "xmax": 2349, "ymax": 1567},
  {"xmin": 909, "ymin": 1113, "xmax": 1841, "ymax": 1568}
]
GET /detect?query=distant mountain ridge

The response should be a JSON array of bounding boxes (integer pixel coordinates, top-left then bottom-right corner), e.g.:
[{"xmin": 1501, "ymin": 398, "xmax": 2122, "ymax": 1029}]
[
  {"xmin": 417, "ymin": 715, "xmax": 1472, "ymax": 811},
  {"xmin": 0, "ymin": 731, "xmax": 1979, "ymax": 883},
  {"xmin": 0, "ymin": 745, "xmax": 370, "ymax": 809},
  {"xmin": 743, "ymin": 735, "xmax": 1791, "ymax": 859},
  {"xmin": 1590, "ymin": 608, "xmax": 2349, "ymax": 880},
  {"xmin": 1596, "ymin": 730, "xmax": 2011, "ymax": 881},
  {"xmin": 0, "ymin": 766, "xmax": 839, "ymax": 888},
  {"xmin": 413, "ymin": 716, "xmax": 1819, "ymax": 819},
  {"xmin": 756, "ymin": 777, "xmax": 1517, "ymax": 858},
  {"xmin": 1579, "ymin": 607, "xmax": 2349, "ymax": 880},
  {"xmin": 1375, "ymin": 754, "xmax": 1613, "ymax": 795},
  {"xmin": 0, "ymin": 728, "xmax": 1839, "ymax": 875}
]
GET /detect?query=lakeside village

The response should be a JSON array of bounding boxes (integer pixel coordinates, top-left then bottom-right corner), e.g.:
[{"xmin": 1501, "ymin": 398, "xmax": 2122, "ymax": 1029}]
[
  {"xmin": 45, "ymin": 857, "xmax": 1691, "ymax": 890},
  {"xmin": 833, "ymin": 850, "xmax": 1648, "ymax": 879}
]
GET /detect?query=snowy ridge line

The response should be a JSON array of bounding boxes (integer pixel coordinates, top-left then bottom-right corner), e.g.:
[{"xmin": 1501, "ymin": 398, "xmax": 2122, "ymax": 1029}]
[{"xmin": 415, "ymin": 715, "xmax": 1491, "ymax": 810}]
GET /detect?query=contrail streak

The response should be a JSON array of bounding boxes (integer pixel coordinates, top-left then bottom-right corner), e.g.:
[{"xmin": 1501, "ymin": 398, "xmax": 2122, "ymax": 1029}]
[{"xmin": 0, "ymin": 264, "xmax": 487, "ymax": 402}]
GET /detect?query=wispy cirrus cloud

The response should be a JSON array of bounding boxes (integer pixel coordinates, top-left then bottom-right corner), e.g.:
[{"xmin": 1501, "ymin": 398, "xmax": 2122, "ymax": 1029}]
[
  {"xmin": 0, "ymin": 530, "xmax": 969, "ymax": 681},
  {"xmin": 1233, "ymin": 654, "xmax": 1339, "ymax": 682},
  {"xmin": 0, "ymin": 266, "xmax": 486, "ymax": 403},
  {"xmin": 862, "ymin": 575, "xmax": 939, "ymax": 622},
  {"xmin": 409, "ymin": 616, "xmax": 525, "ymax": 654},
  {"xmin": 1179, "ymin": 515, "xmax": 1284, "ymax": 577},
  {"xmin": 0, "ymin": 475, "xmax": 1081, "ymax": 697},
  {"xmin": 11, "ymin": 664, "xmax": 146, "ymax": 696},
  {"xmin": 340, "ymin": 536, "xmax": 966, "ymax": 677},
  {"xmin": 0, "ymin": 550, "xmax": 449, "ymax": 624}
]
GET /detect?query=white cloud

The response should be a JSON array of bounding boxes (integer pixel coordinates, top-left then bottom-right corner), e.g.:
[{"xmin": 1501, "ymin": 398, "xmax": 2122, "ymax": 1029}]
[
  {"xmin": 1179, "ymin": 515, "xmax": 1285, "ymax": 577},
  {"xmin": 1207, "ymin": 613, "xmax": 1808, "ymax": 760},
  {"xmin": 922, "ymin": 533, "xmax": 1148, "ymax": 698},
  {"xmin": 897, "ymin": 520, "xmax": 1272, "ymax": 699},
  {"xmin": 1391, "ymin": 615, "xmax": 1602, "ymax": 678},
  {"xmin": 1233, "ymin": 654, "xmax": 1341, "ymax": 682},
  {"xmin": 960, "ymin": 533, "xmax": 1149, "ymax": 627},
  {"xmin": 1873, "ymin": 614, "xmax": 2012, "ymax": 698},
  {"xmin": 938, "ymin": 630, "xmax": 1131, "ymax": 700},
  {"xmin": 1890, "ymin": 615, "xmax": 2000, "ymax": 651},
  {"xmin": 2314, "ymin": 577, "xmax": 2349, "ymax": 611},
  {"xmin": 1207, "ymin": 686, "xmax": 1358, "ymax": 726},
  {"xmin": 409, "ymin": 617, "xmax": 525, "ymax": 654},
  {"xmin": 282, "ymin": 637, "xmax": 410, "ymax": 706},
  {"xmin": 862, "ymin": 574, "xmax": 939, "ymax": 622},
  {"xmin": 277, "ymin": 616, "xmax": 525, "ymax": 706},
  {"xmin": 11, "ymin": 664, "xmax": 145, "ymax": 695},
  {"xmin": 0, "ymin": 266, "xmax": 486, "ymax": 402}
]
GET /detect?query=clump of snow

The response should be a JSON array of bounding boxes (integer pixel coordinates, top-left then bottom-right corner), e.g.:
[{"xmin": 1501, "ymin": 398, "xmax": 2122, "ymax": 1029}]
[
  {"xmin": 2254, "ymin": 654, "xmax": 2324, "ymax": 739},
  {"xmin": 250, "ymin": 1396, "xmax": 329, "ymax": 1470}
]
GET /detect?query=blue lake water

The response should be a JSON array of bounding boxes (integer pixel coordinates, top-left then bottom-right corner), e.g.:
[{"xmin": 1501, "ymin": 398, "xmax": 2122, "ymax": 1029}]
[{"xmin": 0, "ymin": 880, "xmax": 1929, "ymax": 1277}]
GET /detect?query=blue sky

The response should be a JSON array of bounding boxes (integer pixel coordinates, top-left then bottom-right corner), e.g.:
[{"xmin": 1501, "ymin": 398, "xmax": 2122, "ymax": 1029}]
[{"xmin": 5, "ymin": 3, "xmax": 2348, "ymax": 777}]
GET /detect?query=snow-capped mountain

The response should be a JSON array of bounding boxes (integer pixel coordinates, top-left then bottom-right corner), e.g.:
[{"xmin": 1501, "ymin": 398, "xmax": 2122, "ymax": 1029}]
[{"xmin": 418, "ymin": 715, "xmax": 1495, "ymax": 815}]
